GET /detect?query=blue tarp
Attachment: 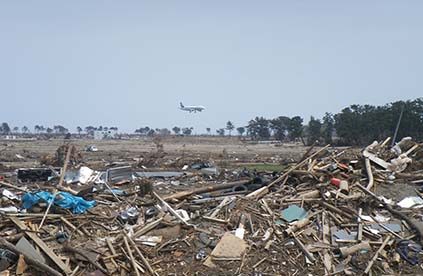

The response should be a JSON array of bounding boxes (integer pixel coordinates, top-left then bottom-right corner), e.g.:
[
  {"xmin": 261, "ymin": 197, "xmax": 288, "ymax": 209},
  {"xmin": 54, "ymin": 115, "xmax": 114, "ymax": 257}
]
[{"xmin": 22, "ymin": 191, "xmax": 96, "ymax": 214}]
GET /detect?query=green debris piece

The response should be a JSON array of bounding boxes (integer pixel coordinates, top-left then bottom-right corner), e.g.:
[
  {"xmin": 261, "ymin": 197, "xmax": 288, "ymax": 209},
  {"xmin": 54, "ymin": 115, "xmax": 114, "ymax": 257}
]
[{"xmin": 281, "ymin": 205, "xmax": 307, "ymax": 222}]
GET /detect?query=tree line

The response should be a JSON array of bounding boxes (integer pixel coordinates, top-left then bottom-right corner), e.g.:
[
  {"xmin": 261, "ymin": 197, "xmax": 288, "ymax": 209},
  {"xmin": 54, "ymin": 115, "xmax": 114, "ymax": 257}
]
[
  {"xmin": 214, "ymin": 98, "xmax": 423, "ymax": 145},
  {"xmin": 0, "ymin": 124, "xmax": 118, "ymax": 135},
  {"xmin": 2, "ymin": 98, "xmax": 422, "ymax": 145},
  {"xmin": 242, "ymin": 98, "xmax": 423, "ymax": 145}
]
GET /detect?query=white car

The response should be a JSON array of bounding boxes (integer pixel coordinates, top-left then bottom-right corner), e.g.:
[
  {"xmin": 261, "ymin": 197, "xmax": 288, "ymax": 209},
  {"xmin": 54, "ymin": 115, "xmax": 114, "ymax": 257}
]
[{"xmin": 86, "ymin": 145, "xmax": 98, "ymax": 152}]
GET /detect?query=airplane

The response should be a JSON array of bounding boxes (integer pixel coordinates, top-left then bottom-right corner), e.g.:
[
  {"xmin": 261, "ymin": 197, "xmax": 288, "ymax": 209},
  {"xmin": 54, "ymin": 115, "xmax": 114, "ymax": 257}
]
[{"xmin": 179, "ymin": 102, "xmax": 205, "ymax": 113}]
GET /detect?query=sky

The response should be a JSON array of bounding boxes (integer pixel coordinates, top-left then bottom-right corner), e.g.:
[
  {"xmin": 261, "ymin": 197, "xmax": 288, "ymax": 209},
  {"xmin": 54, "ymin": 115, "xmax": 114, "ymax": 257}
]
[{"xmin": 1, "ymin": 1, "xmax": 422, "ymax": 134}]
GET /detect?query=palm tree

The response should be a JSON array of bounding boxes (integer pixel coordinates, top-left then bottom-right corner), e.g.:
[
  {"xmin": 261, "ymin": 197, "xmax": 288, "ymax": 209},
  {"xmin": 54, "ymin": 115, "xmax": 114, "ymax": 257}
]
[
  {"xmin": 76, "ymin": 126, "xmax": 82, "ymax": 135},
  {"xmin": 22, "ymin": 126, "xmax": 29, "ymax": 133},
  {"xmin": 206, "ymin": 128, "xmax": 211, "ymax": 135}
]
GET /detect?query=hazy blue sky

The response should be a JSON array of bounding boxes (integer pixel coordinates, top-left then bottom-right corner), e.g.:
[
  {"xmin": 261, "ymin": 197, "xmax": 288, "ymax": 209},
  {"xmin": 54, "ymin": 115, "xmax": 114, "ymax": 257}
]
[{"xmin": 1, "ymin": 1, "xmax": 422, "ymax": 133}]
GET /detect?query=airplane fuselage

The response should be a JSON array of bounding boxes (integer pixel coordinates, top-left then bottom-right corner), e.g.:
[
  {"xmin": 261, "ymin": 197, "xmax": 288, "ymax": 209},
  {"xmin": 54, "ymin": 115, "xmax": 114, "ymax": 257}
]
[{"xmin": 179, "ymin": 103, "xmax": 205, "ymax": 113}]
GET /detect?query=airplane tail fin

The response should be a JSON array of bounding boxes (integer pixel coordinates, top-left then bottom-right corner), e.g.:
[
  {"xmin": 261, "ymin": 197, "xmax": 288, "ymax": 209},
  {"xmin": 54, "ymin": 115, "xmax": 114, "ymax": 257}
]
[{"xmin": 180, "ymin": 102, "xmax": 184, "ymax": 108}]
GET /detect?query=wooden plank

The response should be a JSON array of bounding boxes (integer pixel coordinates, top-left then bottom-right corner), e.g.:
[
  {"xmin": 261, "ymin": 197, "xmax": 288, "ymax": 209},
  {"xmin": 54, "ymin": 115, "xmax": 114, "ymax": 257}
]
[
  {"xmin": 357, "ymin": 208, "xmax": 363, "ymax": 241},
  {"xmin": 322, "ymin": 212, "xmax": 332, "ymax": 273},
  {"xmin": 10, "ymin": 217, "xmax": 72, "ymax": 274},
  {"xmin": 38, "ymin": 146, "xmax": 72, "ymax": 231},
  {"xmin": 292, "ymin": 235, "xmax": 315, "ymax": 263},
  {"xmin": 364, "ymin": 158, "xmax": 374, "ymax": 190},
  {"xmin": 133, "ymin": 217, "xmax": 163, "ymax": 238},
  {"xmin": 209, "ymin": 197, "xmax": 231, "ymax": 218},
  {"xmin": 163, "ymin": 180, "xmax": 250, "ymax": 201},
  {"xmin": 363, "ymin": 151, "xmax": 389, "ymax": 169},
  {"xmin": 0, "ymin": 181, "xmax": 27, "ymax": 192},
  {"xmin": 60, "ymin": 217, "xmax": 84, "ymax": 236},
  {"xmin": 247, "ymin": 145, "xmax": 330, "ymax": 198},
  {"xmin": 125, "ymin": 233, "xmax": 160, "ymax": 276},
  {"xmin": 364, "ymin": 235, "xmax": 391, "ymax": 274},
  {"xmin": 106, "ymin": 238, "xmax": 119, "ymax": 269},
  {"xmin": 0, "ymin": 238, "xmax": 62, "ymax": 276},
  {"xmin": 123, "ymin": 237, "xmax": 140, "ymax": 276}
]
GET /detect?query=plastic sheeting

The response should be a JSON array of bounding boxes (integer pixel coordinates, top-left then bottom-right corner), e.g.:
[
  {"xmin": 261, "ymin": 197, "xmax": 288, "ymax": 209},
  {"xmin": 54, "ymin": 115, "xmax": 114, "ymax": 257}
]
[{"xmin": 22, "ymin": 191, "xmax": 96, "ymax": 214}]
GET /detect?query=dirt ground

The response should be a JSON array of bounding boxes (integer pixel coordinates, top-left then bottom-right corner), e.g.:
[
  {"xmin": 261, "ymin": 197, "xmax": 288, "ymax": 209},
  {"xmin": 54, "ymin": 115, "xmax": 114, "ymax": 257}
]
[{"xmin": 0, "ymin": 136, "xmax": 309, "ymax": 168}]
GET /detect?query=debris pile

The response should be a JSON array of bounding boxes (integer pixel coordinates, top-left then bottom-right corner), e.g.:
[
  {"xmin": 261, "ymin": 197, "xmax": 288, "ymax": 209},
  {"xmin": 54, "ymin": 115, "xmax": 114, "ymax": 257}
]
[
  {"xmin": 40, "ymin": 144, "xmax": 82, "ymax": 167},
  {"xmin": 0, "ymin": 139, "xmax": 423, "ymax": 275}
]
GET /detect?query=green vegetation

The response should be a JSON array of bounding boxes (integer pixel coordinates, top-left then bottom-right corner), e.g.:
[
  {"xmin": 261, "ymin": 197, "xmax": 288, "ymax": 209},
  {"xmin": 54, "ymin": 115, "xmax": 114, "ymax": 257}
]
[{"xmin": 242, "ymin": 98, "xmax": 423, "ymax": 146}]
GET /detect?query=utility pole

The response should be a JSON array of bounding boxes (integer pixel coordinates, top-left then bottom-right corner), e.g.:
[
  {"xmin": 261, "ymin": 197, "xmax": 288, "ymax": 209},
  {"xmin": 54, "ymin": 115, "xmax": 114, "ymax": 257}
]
[{"xmin": 391, "ymin": 104, "xmax": 405, "ymax": 147}]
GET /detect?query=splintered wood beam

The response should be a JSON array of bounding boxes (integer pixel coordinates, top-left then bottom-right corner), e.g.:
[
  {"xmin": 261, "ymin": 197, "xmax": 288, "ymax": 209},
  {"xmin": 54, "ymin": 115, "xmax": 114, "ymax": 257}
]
[
  {"xmin": 364, "ymin": 235, "xmax": 391, "ymax": 274},
  {"xmin": 0, "ymin": 238, "xmax": 62, "ymax": 276},
  {"xmin": 10, "ymin": 217, "xmax": 71, "ymax": 274},
  {"xmin": 364, "ymin": 158, "xmax": 374, "ymax": 190}
]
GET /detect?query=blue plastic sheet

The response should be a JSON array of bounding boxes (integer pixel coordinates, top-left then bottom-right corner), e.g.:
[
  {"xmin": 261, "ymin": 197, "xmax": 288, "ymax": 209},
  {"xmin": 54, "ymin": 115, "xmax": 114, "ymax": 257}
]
[{"xmin": 22, "ymin": 191, "xmax": 96, "ymax": 214}]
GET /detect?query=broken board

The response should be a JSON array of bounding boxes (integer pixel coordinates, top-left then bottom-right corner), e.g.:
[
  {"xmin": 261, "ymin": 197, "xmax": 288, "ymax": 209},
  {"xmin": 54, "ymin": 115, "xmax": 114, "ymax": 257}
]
[
  {"xmin": 10, "ymin": 217, "xmax": 72, "ymax": 274},
  {"xmin": 204, "ymin": 232, "xmax": 247, "ymax": 268}
]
